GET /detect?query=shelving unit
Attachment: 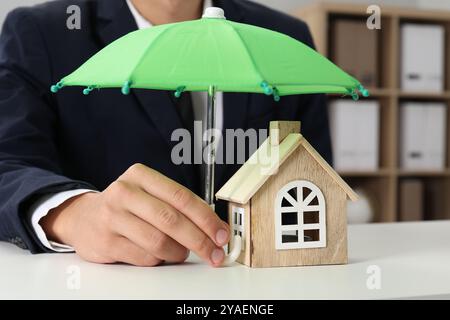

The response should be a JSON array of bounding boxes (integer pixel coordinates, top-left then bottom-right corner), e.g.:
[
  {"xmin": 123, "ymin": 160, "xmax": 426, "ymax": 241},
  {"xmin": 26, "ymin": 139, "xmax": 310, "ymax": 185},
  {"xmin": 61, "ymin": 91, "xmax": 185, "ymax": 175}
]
[{"xmin": 296, "ymin": 3, "xmax": 450, "ymax": 222}]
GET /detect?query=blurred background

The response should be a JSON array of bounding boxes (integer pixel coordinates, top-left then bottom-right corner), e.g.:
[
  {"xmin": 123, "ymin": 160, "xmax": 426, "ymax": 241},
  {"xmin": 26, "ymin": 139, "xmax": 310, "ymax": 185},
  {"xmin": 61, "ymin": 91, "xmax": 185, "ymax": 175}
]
[{"xmin": 2, "ymin": 0, "xmax": 450, "ymax": 224}]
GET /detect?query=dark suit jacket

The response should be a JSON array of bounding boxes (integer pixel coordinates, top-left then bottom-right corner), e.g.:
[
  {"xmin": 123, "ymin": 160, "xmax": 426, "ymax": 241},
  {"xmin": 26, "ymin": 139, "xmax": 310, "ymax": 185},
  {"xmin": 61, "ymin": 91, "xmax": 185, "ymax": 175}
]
[{"xmin": 0, "ymin": 0, "xmax": 332, "ymax": 253}]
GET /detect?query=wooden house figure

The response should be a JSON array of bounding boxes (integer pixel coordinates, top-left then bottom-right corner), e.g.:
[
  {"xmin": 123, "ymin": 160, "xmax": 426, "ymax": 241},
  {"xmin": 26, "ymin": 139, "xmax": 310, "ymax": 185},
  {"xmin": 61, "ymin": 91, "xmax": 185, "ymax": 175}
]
[{"xmin": 216, "ymin": 121, "xmax": 358, "ymax": 268}]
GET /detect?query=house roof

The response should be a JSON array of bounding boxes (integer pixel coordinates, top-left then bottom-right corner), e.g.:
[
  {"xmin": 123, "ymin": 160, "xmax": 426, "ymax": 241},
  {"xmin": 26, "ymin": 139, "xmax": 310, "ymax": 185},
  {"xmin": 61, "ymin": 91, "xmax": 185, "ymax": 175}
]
[{"xmin": 215, "ymin": 133, "xmax": 358, "ymax": 204}]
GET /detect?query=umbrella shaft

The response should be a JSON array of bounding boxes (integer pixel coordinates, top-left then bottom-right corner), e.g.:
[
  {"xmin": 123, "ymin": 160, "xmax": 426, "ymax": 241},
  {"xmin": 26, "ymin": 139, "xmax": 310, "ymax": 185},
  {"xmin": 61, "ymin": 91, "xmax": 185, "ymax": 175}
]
[{"xmin": 204, "ymin": 85, "xmax": 216, "ymax": 207}]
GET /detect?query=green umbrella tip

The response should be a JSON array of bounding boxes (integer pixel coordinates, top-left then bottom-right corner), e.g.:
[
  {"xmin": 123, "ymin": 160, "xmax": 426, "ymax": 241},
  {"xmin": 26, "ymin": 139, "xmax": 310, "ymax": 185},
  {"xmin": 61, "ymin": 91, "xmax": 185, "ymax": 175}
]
[
  {"xmin": 260, "ymin": 81, "xmax": 274, "ymax": 96},
  {"xmin": 50, "ymin": 81, "xmax": 64, "ymax": 93},
  {"xmin": 357, "ymin": 84, "xmax": 370, "ymax": 97},
  {"xmin": 121, "ymin": 81, "xmax": 132, "ymax": 95},
  {"xmin": 346, "ymin": 88, "xmax": 360, "ymax": 101},
  {"xmin": 83, "ymin": 86, "xmax": 95, "ymax": 95},
  {"xmin": 174, "ymin": 86, "xmax": 186, "ymax": 98},
  {"xmin": 351, "ymin": 92, "xmax": 360, "ymax": 101},
  {"xmin": 273, "ymin": 87, "xmax": 280, "ymax": 102}
]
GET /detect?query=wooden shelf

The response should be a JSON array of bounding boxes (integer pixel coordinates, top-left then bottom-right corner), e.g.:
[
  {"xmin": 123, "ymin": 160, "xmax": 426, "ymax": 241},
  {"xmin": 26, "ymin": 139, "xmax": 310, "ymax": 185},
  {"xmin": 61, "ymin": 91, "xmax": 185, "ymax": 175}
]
[
  {"xmin": 365, "ymin": 88, "xmax": 394, "ymax": 98},
  {"xmin": 296, "ymin": 3, "xmax": 450, "ymax": 223},
  {"xmin": 398, "ymin": 91, "xmax": 450, "ymax": 100},
  {"xmin": 338, "ymin": 169, "xmax": 393, "ymax": 177},
  {"xmin": 397, "ymin": 170, "xmax": 450, "ymax": 177},
  {"xmin": 340, "ymin": 169, "xmax": 450, "ymax": 177}
]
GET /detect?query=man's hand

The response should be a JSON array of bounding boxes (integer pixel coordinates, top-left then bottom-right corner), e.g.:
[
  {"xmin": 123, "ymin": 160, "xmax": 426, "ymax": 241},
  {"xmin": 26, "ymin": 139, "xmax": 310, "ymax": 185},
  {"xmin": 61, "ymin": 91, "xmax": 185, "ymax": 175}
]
[{"xmin": 40, "ymin": 164, "xmax": 230, "ymax": 267}]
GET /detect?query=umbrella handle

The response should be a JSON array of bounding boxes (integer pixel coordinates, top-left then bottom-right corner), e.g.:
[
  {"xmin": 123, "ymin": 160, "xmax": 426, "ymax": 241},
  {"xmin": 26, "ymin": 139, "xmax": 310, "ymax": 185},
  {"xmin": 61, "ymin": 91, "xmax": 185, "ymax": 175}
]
[
  {"xmin": 204, "ymin": 87, "xmax": 241, "ymax": 267},
  {"xmin": 204, "ymin": 85, "xmax": 217, "ymax": 206},
  {"xmin": 222, "ymin": 235, "xmax": 242, "ymax": 266}
]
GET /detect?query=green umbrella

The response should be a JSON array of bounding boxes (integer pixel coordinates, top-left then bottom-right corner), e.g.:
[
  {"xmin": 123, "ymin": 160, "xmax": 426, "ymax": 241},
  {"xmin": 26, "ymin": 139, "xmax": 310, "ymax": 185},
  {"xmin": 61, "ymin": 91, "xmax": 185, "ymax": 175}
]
[{"xmin": 51, "ymin": 7, "xmax": 369, "ymax": 208}]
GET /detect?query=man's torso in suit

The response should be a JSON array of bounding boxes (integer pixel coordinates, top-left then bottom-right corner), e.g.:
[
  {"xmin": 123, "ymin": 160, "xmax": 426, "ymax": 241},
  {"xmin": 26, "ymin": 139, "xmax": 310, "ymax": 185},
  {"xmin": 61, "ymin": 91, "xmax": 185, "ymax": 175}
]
[{"xmin": 0, "ymin": 0, "xmax": 331, "ymax": 252}]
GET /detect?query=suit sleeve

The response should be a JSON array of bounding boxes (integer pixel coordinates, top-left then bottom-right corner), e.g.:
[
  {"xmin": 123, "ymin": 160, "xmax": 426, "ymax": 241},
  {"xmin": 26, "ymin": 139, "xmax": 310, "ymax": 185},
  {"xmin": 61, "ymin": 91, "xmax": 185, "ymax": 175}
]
[
  {"xmin": 293, "ymin": 22, "xmax": 333, "ymax": 165},
  {"xmin": 0, "ymin": 9, "xmax": 96, "ymax": 253}
]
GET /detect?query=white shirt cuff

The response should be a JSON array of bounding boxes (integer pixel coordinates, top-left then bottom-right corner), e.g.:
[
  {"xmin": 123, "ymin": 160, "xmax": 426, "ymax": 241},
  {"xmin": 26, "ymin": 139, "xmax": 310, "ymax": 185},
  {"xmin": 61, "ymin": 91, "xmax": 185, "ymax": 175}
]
[{"xmin": 29, "ymin": 189, "xmax": 98, "ymax": 252}]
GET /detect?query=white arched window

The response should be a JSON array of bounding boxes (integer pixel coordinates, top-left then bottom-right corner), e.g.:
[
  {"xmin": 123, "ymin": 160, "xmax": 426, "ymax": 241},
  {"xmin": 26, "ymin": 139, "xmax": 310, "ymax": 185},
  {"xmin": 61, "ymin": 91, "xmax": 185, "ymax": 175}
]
[
  {"xmin": 231, "ymin": 206, "xmax": 245, "ymax": 250},
  {"xmin": 275, "ymin": 180, "xmax": 326, "ymax": 250}
]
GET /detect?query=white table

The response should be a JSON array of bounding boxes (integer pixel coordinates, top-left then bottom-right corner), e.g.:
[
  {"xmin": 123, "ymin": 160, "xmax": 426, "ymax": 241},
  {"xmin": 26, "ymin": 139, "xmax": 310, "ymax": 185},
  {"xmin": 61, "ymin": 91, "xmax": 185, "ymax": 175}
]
[{"xmin": 1, "ymin": 221, "xmax": 449, "ymax": 299}]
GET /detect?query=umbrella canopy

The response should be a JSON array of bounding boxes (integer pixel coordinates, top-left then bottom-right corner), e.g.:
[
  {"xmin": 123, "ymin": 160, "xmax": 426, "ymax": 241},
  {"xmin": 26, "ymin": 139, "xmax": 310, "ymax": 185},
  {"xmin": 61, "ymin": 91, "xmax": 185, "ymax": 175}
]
[
  {"xmin": 51, "ymin": 8, "xmax": 368, "ymax": 100},
  {"xmin": 51, "ymin": 7, "xmax": 370, "ymax": 212}
]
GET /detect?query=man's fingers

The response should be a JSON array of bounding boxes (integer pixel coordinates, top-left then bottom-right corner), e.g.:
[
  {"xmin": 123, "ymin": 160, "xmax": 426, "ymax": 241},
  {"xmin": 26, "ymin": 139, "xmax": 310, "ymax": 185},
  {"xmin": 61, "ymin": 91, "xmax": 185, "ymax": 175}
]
[
  {"xmin": 119, "ymin": 185, "xmax": 225, "ymax": 266},
  {"xmin": 110, "ymin": 209, "xmax": 189, "ymax": 263},
  {"xmin": 109, "ymin": 236, "xmax": 162, "ymax": 267},
  {"xmin": 121, "ymin": 164, "xmax": 230, "ymax": 247}
]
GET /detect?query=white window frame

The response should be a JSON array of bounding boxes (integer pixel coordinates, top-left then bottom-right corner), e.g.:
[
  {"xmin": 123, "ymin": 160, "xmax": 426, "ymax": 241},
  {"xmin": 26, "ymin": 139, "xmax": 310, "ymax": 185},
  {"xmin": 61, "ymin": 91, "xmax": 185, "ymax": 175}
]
[
  {"xmin": 274, "ymin": 180, "xmax": 326, "ymax": 250},
  {"xmin": 231, "ymin": 206, "xmax": 245, "ymax": 250}
]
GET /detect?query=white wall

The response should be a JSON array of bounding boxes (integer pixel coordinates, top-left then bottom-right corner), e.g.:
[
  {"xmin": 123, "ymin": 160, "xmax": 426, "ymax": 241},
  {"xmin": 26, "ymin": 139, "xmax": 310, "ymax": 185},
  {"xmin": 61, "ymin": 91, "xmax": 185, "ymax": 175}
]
[
  {"xmin": 417, "ymin": 0, "xmax": 450, "ymax": 10},
  {"xmin": 1, "ymin": 0, "xmax": 450, "ymax": 26},
  {"xmin": 1, "ymin": 0, "xmax": 45, "ymax": 25}
]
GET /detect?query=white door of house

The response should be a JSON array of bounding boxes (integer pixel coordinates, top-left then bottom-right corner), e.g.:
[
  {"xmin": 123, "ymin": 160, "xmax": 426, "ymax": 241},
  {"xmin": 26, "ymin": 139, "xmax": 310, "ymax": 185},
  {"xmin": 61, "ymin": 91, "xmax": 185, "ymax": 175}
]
[{"xmin": 275, "ymin": 180, "xmax": 326, "ymax": 250}]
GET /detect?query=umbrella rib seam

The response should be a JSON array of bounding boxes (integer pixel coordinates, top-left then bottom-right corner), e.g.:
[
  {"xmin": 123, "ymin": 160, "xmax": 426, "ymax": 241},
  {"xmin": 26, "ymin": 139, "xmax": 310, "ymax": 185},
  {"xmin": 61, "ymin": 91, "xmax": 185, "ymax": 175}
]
[
  {"xmin": 125, "ymin": 25, "xmax": 174, "ymax": 87},
  {"xmin": 226, "ymin": 22, "xmax": 266, "ymax": 87}
]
